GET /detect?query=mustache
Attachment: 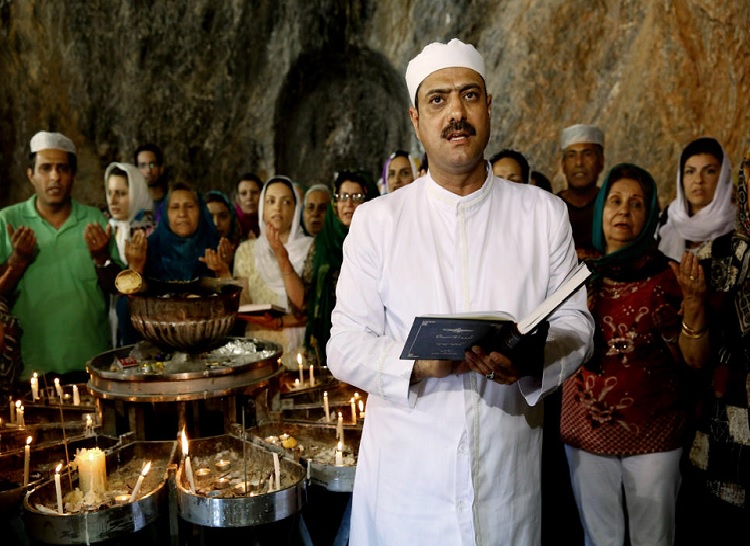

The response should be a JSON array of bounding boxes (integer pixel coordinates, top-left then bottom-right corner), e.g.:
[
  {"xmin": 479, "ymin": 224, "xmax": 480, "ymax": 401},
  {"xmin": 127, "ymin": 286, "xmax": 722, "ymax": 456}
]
[{"xmin": 441, "ymin": 120, "xmax": 476, "ymax": 139}]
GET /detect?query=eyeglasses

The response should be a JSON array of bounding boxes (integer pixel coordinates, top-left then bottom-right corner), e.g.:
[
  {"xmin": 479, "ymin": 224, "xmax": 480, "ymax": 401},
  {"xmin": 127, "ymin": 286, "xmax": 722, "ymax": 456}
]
[
  {"xmin": 335, "ymin": 192, "xmax": 365, "ymax": 204},
  {"xmin": 137, "ymin": 162, "xmax": 158, "ymax": 169}
]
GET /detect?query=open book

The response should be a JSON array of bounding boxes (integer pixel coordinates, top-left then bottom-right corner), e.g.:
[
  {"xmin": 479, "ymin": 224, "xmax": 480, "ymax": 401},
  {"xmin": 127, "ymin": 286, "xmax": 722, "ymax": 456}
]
[
  {"xmin": 399, "ymin": 262, "xmax": 591, "ymax": 360},
  {"xmin": 237, "ymin": 303, "xmax": 286, "ymax": 317}
]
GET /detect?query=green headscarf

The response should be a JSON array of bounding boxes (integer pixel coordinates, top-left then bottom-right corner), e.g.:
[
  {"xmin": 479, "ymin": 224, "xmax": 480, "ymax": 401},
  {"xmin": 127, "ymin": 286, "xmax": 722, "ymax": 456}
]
[{"xmin": 305, "ymin": 169, "xmax": 379, "ymax": 365}]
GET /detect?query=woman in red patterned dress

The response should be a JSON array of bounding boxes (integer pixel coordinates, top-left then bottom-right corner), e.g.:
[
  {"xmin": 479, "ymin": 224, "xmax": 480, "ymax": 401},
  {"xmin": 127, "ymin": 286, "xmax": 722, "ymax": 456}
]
[{"xmin": 560, "ymin": 163, "xmax": 709, "ymax": 546}]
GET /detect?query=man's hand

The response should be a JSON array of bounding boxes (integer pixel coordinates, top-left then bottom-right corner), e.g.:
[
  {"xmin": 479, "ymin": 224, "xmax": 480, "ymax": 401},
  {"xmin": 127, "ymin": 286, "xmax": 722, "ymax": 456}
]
[
  {"xmin": 464, "ymin": 345, "xmax": 522, "ymax": 384},
  {"xmin": 84, "ymin": 223, "xmax": 112, "ymax": 264},
  {"xmin": 7, "ymin": 225, "xmax": 37, "ymax": 268},
  {"xmin": 411, "ymin": 359, "xmax": 470, "ymax": 384}
]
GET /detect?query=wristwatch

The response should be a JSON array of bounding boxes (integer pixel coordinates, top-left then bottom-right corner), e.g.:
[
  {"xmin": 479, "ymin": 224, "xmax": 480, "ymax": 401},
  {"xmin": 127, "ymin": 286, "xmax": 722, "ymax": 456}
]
[{"xmin": 94, "ymin": 259, "xmax": 112, "ymax": 269}]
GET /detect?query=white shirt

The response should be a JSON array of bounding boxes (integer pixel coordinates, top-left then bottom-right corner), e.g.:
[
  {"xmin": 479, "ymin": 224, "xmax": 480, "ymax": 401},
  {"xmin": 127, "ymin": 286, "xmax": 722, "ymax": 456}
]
[{"xmin": 328, "ymin": 170, "xmax": 594, "ymax": 546}]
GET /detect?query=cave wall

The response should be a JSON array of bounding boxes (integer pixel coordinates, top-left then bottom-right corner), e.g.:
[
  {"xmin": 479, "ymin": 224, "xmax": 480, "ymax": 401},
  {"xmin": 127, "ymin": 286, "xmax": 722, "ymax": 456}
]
[{"xmin": 0, "ymin": 0, "xmax": 748, "ymax": 209}]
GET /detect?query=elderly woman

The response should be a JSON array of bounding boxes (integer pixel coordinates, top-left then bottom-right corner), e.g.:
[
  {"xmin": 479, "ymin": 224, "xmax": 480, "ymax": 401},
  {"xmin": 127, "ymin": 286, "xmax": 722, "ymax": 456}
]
[
  {"xmin": 103, "ymin": 162, "xmax": 154, "ymax": 346},
  {"xmin": 560, "ymin": 163, "xmax": 708, "ymax": 546},
  {"xmin": 301, "ymin": 183, "xmax": 331, "ymax": 237},
  {"xmin": 126, "ymin": 181, "xmax": 231, "ymax": 282},
  {"xmin": 657, "ymin": 137, "xmax": 735, "ymax": 261},
  {"xmin": 305, "ymin": 170, "xmax": 378, "ymax": 366},
  {"xmin": 233, "ymin": 176, "xmax": 314, "ymax": 367},
  {"xmin": 380, "ymin": 150, "xmax": 419, "ymax": 193}
]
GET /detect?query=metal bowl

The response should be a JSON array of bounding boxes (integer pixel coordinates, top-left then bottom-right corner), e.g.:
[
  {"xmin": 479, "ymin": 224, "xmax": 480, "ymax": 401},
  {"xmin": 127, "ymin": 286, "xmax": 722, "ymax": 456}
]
[{"xmin": 128, "ymin": 279, "xmax": 242, "ymax": 353}]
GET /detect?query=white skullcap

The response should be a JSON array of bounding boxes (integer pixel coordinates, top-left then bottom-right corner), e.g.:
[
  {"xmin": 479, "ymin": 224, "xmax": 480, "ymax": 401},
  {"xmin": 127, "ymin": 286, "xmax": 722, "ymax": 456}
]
[
  {"xmin": 29, "ymin": 131, "xmax": 76, "ymax": 154},
  {"xmin": 560, "ymin": 124, "xmax": 604, "ymax": 150},
  {"xmin": 405, "ymin": 38, "xmax": 486, "ymax": 106}
]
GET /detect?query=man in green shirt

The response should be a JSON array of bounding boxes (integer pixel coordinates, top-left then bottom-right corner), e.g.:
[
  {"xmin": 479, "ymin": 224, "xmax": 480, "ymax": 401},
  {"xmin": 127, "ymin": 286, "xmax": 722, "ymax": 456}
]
[{"xmin": 0, "ymin": 131, "xmax": 120, "ymax": 382}]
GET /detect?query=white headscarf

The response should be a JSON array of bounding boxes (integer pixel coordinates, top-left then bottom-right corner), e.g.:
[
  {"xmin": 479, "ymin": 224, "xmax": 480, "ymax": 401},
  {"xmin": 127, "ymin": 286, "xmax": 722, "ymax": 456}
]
[
  {"xmin": 657, "ymin": 142, "xmax": 735, "ymax": 261},
  {"xmin": 104, "ymin": 162, "xmax": 153, "ymax": 262},
  {"xmin": 254, "ymin": 176, "xmax": 313, "ymax": 310}
]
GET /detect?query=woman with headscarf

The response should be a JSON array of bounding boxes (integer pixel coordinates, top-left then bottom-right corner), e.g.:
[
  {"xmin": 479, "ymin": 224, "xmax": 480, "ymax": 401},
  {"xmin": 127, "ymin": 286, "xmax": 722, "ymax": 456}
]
[
  {"xmin": 380, "ymin": 150, "xmax": 419, "ymax": 194},
  {"xmin": 560, "ymin": 163, "xmax": 708, "ymax": 546},
  {"xmin": 301, "ymin": 183, "xmax": 332, "ymax": 237},
  {"xmin": 657, "ymin": 137, "xmax": 735, "ymax": 262},
  {"xmin": 677, "ymin": 146, "xmax": 750, "ymax": 543},
  {"xmin": 233, "ymin": 176, "xmax": 314, "ymax": 368},
  {"xmin": 205, "ymin": 190, "xmax": 241, "ymax": 268},
  {"xmin": 234, "ymin": 172, "xmax": 262, "ymax": 240},
  {"xmin": 305, "ymin": 170, "xmax": 378, "ymax": 366},
  {"xmin": 126, "ymin": 181, "xmax": 230, "ymax": 282},
  {"xmin": 103, "ymin": 163, "xmax": 154, "ymax": 346}
]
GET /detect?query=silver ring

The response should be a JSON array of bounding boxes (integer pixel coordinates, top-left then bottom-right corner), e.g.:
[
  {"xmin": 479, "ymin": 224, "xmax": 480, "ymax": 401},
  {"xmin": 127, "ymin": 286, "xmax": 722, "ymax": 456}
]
[
  {"xmin": 486, "ymin": 371, "xmax": 495, "ymax": 381},
  {"xmin": 689, "ymin": 275, "xmax": 695, "ymax": 281}
]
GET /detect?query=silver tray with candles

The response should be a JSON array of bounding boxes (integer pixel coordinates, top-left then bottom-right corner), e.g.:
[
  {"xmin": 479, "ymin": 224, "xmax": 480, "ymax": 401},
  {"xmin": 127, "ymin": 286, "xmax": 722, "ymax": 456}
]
[
  {"xmin": 0, "ymin": 418, "xmax": 101, "ymax": 455},
  {"xmin": 0, "ymin": 433, "xmax": 120, "ymax": 517},
  {"xmin": 86, "ymin": 338, "xmax": 283, "ymax": 402},
  {"xmin": 241, "ymin": 422, "xmax": 361, "ymax": 493},
  {"xmin": 22, "ymin": 437, "xmax": 178, "ymax": 544},
  {"xmin": 176, "ymin": 433, "xmax": 306, "ymax": 527}
]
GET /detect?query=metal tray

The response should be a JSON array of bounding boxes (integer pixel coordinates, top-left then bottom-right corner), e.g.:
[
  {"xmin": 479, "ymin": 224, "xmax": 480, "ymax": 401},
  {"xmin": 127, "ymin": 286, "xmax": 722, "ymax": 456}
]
[
  {"xmin": 176, "ymin": 433, "xmax": 306, "ymax": 527},
  {"xmin": 22, "ymin": 439, "xmax": 177, "ymax": 544}
]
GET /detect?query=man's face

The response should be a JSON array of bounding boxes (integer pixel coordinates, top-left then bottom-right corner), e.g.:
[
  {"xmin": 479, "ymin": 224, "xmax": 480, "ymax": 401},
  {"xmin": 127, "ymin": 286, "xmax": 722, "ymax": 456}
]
[
  {"xmin": 409, "ymin": 67, "xmax": 491, "ymax": 176},
  {"xmin": 303, "ymin": 190, "xmax": 329, "ymax": 236},
  {"xmin": 561, "ymin": 143, "xmax": 604, "ymax": 190},
  {"xmin": 27, "ymin": 149, "xmax": 74, "ymax": 209},
  {"xmin": 136, "ymin": 151, "xmax": 164, "ymax": 188}
]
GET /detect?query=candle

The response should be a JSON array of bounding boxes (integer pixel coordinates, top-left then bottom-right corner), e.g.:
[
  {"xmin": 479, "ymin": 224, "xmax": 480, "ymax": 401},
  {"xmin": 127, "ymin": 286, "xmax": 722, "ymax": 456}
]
[
  {"xmin": 181, "ymin": 429, "xmax": 196, "ymax": 493},
  {"xmin": 215, "ymin": 459, "xmax": 231, "ymax": 471},
  {"xmin": 359, "ymin": 399, "xmax": 365, "ymax": 419},
  {"xmin": 72, "ymin": 385, "xmax": 80, "ymax": 406},
  {"xmin": 31, "ymin": 373, "xmax": 39, "ymax": 402},
  {"xmin": 354, "ymin": 392, "xmax": 360, "ymax": 402},
  {"xmin": 74, "ymin": 447, "xmax": 107, "ymax": 495},
  {"xmin": 9, "ymin": 397, "xmax": 15, "ymax": 424},
  {"xmin": 335, "ymin": 441, "xmax": 344, "ymax": 466},
  {"xmin": 129, "ymin": 461, "xmax": 151, "ymax": 502},
  {"xmin": 294, "ymin": 378, "xmax": 300, "ymax": 389},
  {"xmin": 85, "ymin": 415, "xmax": 93, "ymax": 436},
  {"xmin": 17, "ymin": 403, "xmax": 24, "ymax": 427},
  {"xmin": 336, "ymin": 411, "xmax": 344, "ymax": 446},
  {"xmin": 54, "ymin": 464, "xmax": 63, "ymax": 514},
  {"xmin": 23, "ymin": 436, "xmax": 32, "ymax": 486},
  {"xmin": 297, "ymin": 353, "xmax": 304, "ymax": 384},
  {"xmin": 273, "ymin": 452, "xmax": 281, "ymax": 491},
  {"xmin": 54, "ymin": 378, "xmax": 63, "ymax": 400},
  {"xmin": 323, "ymin": 391, "xmax": 330, "ymax": 422},
  {"xmin": 309, "ymin": 364, "xmax": 315, "ymax": 387},
  {"xmin": 350, "ymin": 397, "xmax": 357, "ymax": 424}
]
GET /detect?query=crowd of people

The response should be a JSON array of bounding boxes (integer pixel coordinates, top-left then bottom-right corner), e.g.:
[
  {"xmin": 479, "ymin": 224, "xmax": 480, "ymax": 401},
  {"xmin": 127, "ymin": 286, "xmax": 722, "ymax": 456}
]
[{"xmin": 0, "ymin": 36, "xmax": 747, "ymax": 546}]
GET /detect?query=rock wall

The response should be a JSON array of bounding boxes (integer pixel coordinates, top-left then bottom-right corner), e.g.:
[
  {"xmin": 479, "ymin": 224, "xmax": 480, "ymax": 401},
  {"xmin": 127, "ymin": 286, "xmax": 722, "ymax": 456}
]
[{"xmin": 0, "ymin": 0, "xmax": 748, "ymax": 209}]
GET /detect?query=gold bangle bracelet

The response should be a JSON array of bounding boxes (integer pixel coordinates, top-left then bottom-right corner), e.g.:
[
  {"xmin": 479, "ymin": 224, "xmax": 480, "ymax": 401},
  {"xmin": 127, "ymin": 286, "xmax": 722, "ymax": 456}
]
[{"xmin": 681, "ymin": 320, "xmax": 707, "ymax": 339}]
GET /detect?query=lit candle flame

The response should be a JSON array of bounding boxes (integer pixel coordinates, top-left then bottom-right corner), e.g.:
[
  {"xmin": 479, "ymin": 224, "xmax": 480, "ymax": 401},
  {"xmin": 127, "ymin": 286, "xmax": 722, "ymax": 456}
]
[
  {"xmin": 26, "ymin": 436, "xmax": 32, "ymax": 445},
  {"xmin": 358, "ymin": 400, "xmax": 364, "ymax": 412},
  {"xmin": 141, "ymin": 461, "xmax": 152, "ymax": 476},
  {"xmin": 55, "ymin": 463, "xmax": 62, "ymax": 474},
  {"xmin": 15, "ymin": 400, "xmax": 20, "ymax": 409},
  {"xmin": 181, "ymin": 429, "xmax": 189, "ymax": 456},
  {"xmin": 337, "ymin": 441, "xmax": 342, "ymax": 451},
  {"xmin": 297, "ymin": 352, "xmax": 302, "ymax": 366},
  {"xmin": 33, "ymin": 372, "xmax": 38, "ymax": 379},
  {"xmin": 54, "ymin": 378, "xmax": 59, "ymax": 386}
]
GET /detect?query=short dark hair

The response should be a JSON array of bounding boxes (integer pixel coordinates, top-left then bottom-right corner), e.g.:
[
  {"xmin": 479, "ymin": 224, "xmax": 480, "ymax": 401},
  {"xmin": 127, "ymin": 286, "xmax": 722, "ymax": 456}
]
[
  {"xmin": 489, "ymin": 149, "xmax": 530, "ymax": 184},
  {"xmin": 133, "ymin": 143, "xmax": 164, "ymax": 166},
  {"xmin": 28, "ymin": 151, "xmax": 77, "ymax": 175},
  {"xmin": 606, "ymin": 164, "xmax": 655, "ymax": 206},
  {"xmin": 530, "ymin": 170, "xmax": 553, "ymax": 193},
  {"xmin": 237, "ymin": 172, "xmax": 262, "ymax": 191}
]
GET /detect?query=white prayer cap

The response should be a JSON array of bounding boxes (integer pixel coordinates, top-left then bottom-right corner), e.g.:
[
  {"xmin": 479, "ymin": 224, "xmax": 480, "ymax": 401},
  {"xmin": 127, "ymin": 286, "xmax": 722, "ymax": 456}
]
[
  {"xmin": 405, "ymin": 38, "xmax": 486, "ymax": 106},
  {"xmin": 29, "ymin": 131, "xmax": 76, "ymax": 154},
  {"xmin": 560, "ymin": 124, "xmax": 604, "ymax": 150}
]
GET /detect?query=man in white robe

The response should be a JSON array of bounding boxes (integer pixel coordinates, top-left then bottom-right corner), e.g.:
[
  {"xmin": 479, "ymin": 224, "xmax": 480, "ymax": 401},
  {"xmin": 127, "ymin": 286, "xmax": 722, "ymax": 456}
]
[{"xmin": 327, "ymin": 38, "xmax": 594, "ymax": 546}]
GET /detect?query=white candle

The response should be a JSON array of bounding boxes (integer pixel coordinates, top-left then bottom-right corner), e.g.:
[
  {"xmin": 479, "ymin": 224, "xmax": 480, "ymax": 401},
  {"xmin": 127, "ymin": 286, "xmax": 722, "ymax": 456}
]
[
  {"xmin": 54, "ymin": 464, "xmax": 63, "ymax": 514},
  {"xmin": 335, "ymin": 441, "xmax": 344, "ymax": 466},
  {"xmin": 85, "ymin": 415, "xmax": 93, "ymax": 436},
  {"xmin": 294, "ymin": 378, "xmax": 300, "ymax": 389},
  {"xmin": 273, "ymin": 452, "xmax": 281, "ymax": 491},
  {"xmin": 54, "ymin": 378, "xmax": 63, "ymax": 400},
  {"xmin": 323, "ymin": 391, "xmax": 330, "ymax": 422},
  {"xmin": 9, "ymin": 397, "xmax": 15, "ymax": 424},
  {"xmin": 297, "ymin": 353, "xmax": 304, "ymax": 384},
  {"xmin": 17, "ymin": 404, "xmax": 24, "ymax": 427},
  {"xmin": 336, "ymin": 411, "xmax": 344, "ymax": 446},
  {"xmin": 23, "ymin": 436, "xmax": 32, "ymax": 486},
  {"xmin": 309, "ymin": 364, "xmax": 315, "ymax": 387},
  {"xmin": 350, "ymin": 397, "xmax": 357, "ymax": 424},
  {"xmin": 359, "ymin": 399, "xmax": 365, "ymax": 419},
  {"xmin": 31, "ymin": 374, "xmax": 39, "ymax": 402},
  {"xmin": 72, "ymin": 385, "xmax": 80, "ymax": 406},
  {"xmin": 181, "ymin": 430, "xmax": 196, "ymax": 493},
  {"xmin": 74, "ymin": 447, "xmax": 107, "ymax": 495},
  {"xmin": 129, "ymin": 461, "xmax": 151, "ymax": 502}
]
